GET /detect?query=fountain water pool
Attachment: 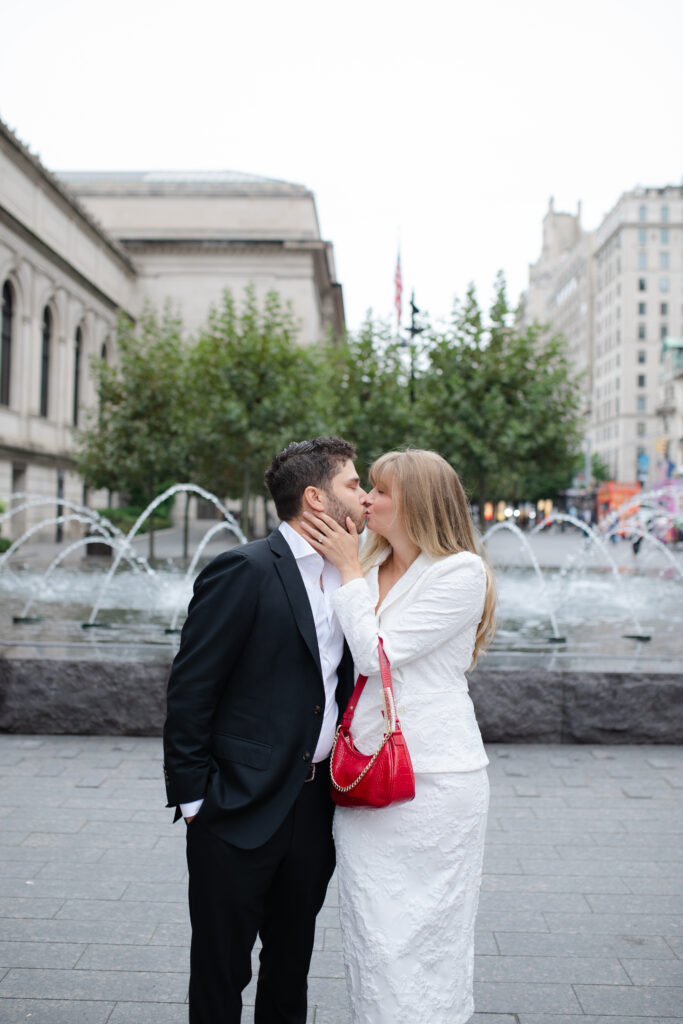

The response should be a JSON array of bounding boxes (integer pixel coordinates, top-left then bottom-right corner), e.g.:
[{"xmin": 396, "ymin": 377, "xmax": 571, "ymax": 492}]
[
  {"xmin": 0, "ymin": 485, "xmax": 680, "ymax": 742},
  {"xmin": 482, "ymin": 513, "xmax": 682, "ymax": 672}
]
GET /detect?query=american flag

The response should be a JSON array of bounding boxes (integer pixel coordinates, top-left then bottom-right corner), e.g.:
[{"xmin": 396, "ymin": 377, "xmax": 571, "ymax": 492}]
[{"xmin": 394, "ymin": 252, "xmax": 402, "ymax": 328}]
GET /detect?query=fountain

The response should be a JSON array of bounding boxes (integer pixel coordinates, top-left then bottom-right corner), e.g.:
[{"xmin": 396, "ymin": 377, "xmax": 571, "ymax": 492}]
[
  {"xmin": 0, "ymin": 483, "xmax": 680, "ymax": 744},
  {"xmin": 0, "ymin": 484, "xmax": 245, "ymax": 640}
]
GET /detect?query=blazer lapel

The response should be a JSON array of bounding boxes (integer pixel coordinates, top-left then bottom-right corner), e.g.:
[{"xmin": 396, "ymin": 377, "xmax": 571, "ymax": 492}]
[
  {"xmin": 377, "ymin": 551, "xmax": 434, "ymax": 617},
  {"xmin": 268, "ymin": 529, "xmax": 322, "ymax": 678}
]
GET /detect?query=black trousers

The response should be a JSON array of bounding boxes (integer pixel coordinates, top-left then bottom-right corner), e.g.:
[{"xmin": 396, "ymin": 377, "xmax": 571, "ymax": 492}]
[{"xmin": 186, "ymin": 763, "xmax": 335, "ymax": 1024}]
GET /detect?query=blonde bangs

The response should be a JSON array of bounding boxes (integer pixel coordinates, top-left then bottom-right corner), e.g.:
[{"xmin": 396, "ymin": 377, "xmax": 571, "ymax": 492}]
[{"xmin": 368, "ymin": 453, "xmax": 400, "ymax": 494}]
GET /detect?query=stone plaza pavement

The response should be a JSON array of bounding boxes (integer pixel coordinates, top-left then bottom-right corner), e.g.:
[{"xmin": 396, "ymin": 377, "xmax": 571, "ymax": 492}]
[{"xmin": 0, "ymin": 737, "xmax": 681, "ymax": 1024}]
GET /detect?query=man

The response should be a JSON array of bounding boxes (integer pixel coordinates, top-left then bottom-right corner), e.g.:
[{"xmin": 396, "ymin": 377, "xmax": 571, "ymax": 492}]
[{"xmin": 163, "ymin": 437, "xmax": 367, "ymax": 1024}]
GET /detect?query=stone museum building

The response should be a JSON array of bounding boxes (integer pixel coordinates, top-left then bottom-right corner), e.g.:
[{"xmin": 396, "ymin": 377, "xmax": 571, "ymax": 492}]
[{"xmin": 0, "ymin": 118, "xmax": 344, "ymax": 537}]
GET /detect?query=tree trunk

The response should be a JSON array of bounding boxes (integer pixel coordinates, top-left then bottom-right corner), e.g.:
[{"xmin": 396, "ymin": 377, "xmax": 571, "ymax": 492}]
[
  {"xmin": 478, "ymin": 475, "xmax": 487, "ymax": 534},
  {"xmin": 240, "ymin": 465, "xmax": 251, "ymax": 538},
  {"xmin": 183, "ymin": 491, "xmax": 191, "ymax": 565},
  {"xmin": 147, "ymin": 487, "xmax": 156, "ymax": 562},
  {"xmin": 262, "ymin": 494, "xmax": 270, "ymax": 538}
]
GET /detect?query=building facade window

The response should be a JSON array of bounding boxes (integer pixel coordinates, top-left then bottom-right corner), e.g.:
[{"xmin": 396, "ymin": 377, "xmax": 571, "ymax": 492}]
[
  {"xmin": 638, "ymin": 277, "xmax": 647, "ymax": 291},
  {"xmin": 638, "ymin": 252, "xmax": 647, "ymax": 270},
  {"xmin": 638, "ymin": 324, "xmax": 646, "ymax": 339},
  {"xmin": 637, "ymin": 421, "xmax": 646, "ymax": 437},
  {"xmin": 637, "ymin": 396, "xmax": 646, "ymax": 412},
  {"xmin": 73, "ymin": 326, "xmax": 82, "ymax": 426},
  {"xmin": 40, "ymin": 307, "xmax": 51, "ymax": 418},
  {"xmin": 660, "ymin": 252, "xmax": 670, "ymax": 270},
  {"xmin": 638, "ymin": 349, "xmax": 646, "ymax": 363},
  {"xmin": 661, "ymin": 204, "xmax": 669, "ymax": 222},
  {"xmin": 661, "ymin": 324, "xmax": 668, "ymax": 340},
  {"xmin": 1, "ymin": 281, "xmax": 13, "ymax": 407},
  {"xmin": 638, "ymin": 228, "xmax": 647, "ymax": 245},
  {"xmin": 661, "ymin": 228, "xmax": 669, "ymax": 244},
  {"xmin": 637, "ymin": 374, "xmax": 646, "ymax": 388},
  {"xmin": 100, "ymin": 341, "xmax": 108, "ymax": 363},
  {"xmin": 638, "ymin": 302, "xmax": 646, "ymax": 315},
  {"xmin": 660, "ymin": 277, "xmax": 669, "ymax": 293},
  {"xmin": 638, "ymin": 204, "xmax": 647, "ymax": 221},
  {"xmin": 661, "ymin": 302, "xmax": 668, "ymax": 315}
]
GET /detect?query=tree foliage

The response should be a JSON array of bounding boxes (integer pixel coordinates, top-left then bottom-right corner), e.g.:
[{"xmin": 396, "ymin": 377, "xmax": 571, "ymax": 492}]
[
  {"xmin": 316, "ymin": 319, "xmax": 419, "ymax": 480},
  {"xmin": 420, "ymin": 273, "xmax": 584, "ymax": 513},
  {"xmin": 75, "ymin": 278, "xmax": 585, "ymax": 540},
  {"xmin": 75, "ymin": 305, "xmax": 188, "ymax": 555},
  {"xmin": 186, "ymin": 287, "xmax": 323, "ymax": 531}
]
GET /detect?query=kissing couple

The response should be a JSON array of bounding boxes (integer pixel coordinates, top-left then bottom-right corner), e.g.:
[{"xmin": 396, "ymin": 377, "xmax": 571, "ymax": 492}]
[{"xmin": 163, "ymin": 435, "xmax": 495, "ymax": 1023}]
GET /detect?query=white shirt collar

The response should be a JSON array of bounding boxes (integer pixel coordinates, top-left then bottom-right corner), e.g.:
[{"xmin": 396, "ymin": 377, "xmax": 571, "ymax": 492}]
[{"xmin": 278, "ymin": 520, "xmax": 322, "ymax": 564}]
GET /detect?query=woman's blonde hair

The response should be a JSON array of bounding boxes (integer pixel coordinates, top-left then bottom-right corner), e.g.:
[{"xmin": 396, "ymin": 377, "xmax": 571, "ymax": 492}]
[{"xmin": 361, "ymin": 449, "xmax": 496, "ymax": 666}]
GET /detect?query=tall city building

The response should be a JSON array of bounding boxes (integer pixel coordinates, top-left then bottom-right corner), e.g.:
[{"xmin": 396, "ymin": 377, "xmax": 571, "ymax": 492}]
[
  {"xmin": 518, "ymin": 198, "xmax": 594, "ymax": 423},
  {"xmin": 519, "ymin": 186, "xmax": 683, "ymax": 487}
]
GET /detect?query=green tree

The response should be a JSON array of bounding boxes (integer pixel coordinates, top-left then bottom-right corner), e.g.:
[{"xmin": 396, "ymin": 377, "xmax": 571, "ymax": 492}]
[
  {"xmin": 591, "ymin": 453, "xmax": 611, "ymax": 483},
  {"xmin": 76, "ymin": 305, "xmax": 189, "ymax": 558},
  {"xmin": 421, "ymin": 273, "xmax": 583, "ymax": 520},
  {"xmin": 317, "ymin": 318, "xmax": 420, "ymax": 482},
  {"xmin": 188, "ymin": 287, "xmax": 324, "ymax": 534}
]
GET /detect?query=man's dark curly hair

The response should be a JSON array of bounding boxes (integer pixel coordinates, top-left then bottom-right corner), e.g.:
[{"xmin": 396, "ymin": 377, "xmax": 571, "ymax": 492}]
[{"xmin": 264, "ymin": 436, "xmax": 356, "ymax": 522}]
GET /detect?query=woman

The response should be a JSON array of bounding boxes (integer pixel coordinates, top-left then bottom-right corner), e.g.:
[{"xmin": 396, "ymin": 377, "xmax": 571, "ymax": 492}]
[{"xmin": 301, "ymin": 449, "xmax": 495, "ymax": 1024}]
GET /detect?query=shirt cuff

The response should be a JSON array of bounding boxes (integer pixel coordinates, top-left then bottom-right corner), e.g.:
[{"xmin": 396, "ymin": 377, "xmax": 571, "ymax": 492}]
[{"xmin": 180, "ymin": 798, "xmax": 204, "ymax": 818}]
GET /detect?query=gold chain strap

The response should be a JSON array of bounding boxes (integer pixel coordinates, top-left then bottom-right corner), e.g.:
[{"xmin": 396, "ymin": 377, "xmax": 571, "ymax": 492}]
[
  {"xmin": 330, "ymin": 729, "xmax": 392, "ymax": 793},
  {"xmin": 329, "ymin": 683, "xmax": 398, "ymax": 793}
]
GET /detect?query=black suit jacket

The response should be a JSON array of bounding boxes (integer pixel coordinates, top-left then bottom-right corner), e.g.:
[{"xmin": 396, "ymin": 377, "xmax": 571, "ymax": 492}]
[{"xmin": 163, "ymin": 529, "xmax": 354, "ymax": 850}]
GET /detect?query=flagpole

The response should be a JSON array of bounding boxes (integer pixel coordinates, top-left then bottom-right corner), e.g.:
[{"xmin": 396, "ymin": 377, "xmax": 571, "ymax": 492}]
[{"xmin": 394, "ymin": 248, "xmax": 402, "ymax": 335}]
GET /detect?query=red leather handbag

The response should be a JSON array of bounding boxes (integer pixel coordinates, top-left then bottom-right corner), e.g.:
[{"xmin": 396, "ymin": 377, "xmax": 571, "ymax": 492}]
[{"xmin": 330, "ymin": 638, "xmax": 415, "ymax": 808}]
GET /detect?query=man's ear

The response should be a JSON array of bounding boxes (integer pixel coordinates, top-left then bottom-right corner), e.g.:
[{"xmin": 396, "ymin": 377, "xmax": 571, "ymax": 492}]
[{"xmin": 302, "ymin": 485, "xmax": 325, "ymax": 513}]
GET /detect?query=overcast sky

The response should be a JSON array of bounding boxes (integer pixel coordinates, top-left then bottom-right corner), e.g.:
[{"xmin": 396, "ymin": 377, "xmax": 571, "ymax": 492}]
[{"xmin": 1, "ymin": 0, "xmax": 681, "ymax": 332}]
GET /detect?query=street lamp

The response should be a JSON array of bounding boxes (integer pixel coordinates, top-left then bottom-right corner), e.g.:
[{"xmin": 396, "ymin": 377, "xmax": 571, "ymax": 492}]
[{"xmin": 402, "ymin": 290, "xmax": 424, "ymax": 404}]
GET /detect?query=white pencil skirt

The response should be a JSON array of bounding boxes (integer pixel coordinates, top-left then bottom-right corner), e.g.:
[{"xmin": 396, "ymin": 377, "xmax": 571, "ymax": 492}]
[{"xmin": 333, "ymin": 768, "xmax": 489, "ymax": 1024}]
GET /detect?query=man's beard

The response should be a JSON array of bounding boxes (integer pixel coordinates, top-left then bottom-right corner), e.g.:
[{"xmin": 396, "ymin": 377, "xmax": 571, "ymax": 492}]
[{"xmin": 324, "ymin": 492, "xmax": 366, "ymax": 534}]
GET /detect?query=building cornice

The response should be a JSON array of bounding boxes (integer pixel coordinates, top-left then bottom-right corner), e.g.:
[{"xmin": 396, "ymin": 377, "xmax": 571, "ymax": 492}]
[
  {"xmin": 0, "ymin": 442, "xmax": 76, "ymax": 470},
  {"xmin": 0, "ymin": 203, "xmax": 135, "ymax": 318},
  {"xmin": 56, "ymin": 170, "xmax": 312, "ymax": 200},
  {"xmin": 0, "ymin": 117, "xmax": 136, "ymax": 275}
]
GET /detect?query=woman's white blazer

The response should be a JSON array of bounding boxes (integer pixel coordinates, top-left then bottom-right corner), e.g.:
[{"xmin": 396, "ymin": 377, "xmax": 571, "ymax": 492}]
[{"xmin": 331, "ymin": 549, "xmax": 488, "ymax": 774}]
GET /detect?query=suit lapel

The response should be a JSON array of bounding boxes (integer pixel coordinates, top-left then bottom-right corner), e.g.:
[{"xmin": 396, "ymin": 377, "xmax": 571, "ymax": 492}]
[{"xmin": 268, "ymin": 529, "xmax": 322, "ymax": 678}]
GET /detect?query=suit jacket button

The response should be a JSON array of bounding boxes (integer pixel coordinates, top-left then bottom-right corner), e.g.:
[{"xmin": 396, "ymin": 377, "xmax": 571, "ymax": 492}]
[
  {"xmin": 313, "ymin": 705, "xmax": 322, "ymax": 715},
  {"xmin": 303, "ymin": 752, "xmax": 312, "ymax": 762}
]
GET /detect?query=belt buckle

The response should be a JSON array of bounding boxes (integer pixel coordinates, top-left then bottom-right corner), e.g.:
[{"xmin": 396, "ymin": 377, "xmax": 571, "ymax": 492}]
[{"xmin": 305, "ymin": 764, "xmax": 316, "ymax": 783}]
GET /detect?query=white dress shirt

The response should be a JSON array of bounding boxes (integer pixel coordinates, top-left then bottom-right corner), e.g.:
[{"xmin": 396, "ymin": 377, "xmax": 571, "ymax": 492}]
[
  {"xmin": 277, "ymin": 521, "xmax": 344, "ymax": 762},
  {"xmin": 180, "ymin": 522, "xmax": 344, "ymax": 819}
]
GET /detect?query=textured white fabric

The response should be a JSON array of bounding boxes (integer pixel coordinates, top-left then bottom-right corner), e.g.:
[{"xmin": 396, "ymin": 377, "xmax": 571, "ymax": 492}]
[
  {"xmin": 335, "ymin": 769, "xmax": 489, "ymax": 1024},
  {"xmin": 331, "ymin": 548, "xmax": 490, "ymax": 1021},
  {"xmin": 330, "ymin": 549, "xmax": 489, "ymax": 773}
]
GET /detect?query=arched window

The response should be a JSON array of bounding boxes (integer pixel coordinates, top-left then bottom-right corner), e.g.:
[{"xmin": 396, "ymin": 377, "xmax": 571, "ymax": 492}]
[
  {"xmin": 40, "ymin": 307, "xmax": 51, "ymax": 418},
  {"xmin": 73, "ymin": 326, "xmax": 82, "ymax": 426},
  {"xmin": 1, "ymin": 281, "xmax": 13, "ymax": 406}
]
